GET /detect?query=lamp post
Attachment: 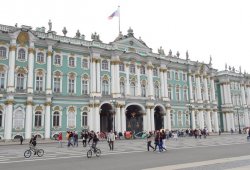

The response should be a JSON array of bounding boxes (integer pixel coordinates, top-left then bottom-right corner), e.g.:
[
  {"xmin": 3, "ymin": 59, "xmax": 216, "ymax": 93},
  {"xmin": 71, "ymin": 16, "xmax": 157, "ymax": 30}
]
[
  {"xmin": 186, "ymin": 104, "xmax": 193, "ymax": 129},
  {"xmin": 110, "ymin": 100, "xmax": 116, "ymax": 132},
  {"xmin": 235, "ymin": 107, "xmax": 242, "ymax": 134}
]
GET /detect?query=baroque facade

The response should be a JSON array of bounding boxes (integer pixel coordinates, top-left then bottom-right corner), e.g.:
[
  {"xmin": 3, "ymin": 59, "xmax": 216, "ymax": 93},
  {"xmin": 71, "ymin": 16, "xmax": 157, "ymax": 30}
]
[{"xmin": 0, "ymin": 23, "xmax": 249, "ymax": 140}]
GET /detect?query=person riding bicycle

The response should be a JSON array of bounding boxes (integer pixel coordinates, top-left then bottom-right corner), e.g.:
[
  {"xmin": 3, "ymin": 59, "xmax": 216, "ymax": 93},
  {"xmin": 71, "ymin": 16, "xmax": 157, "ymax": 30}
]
[
  {"xmin": 29, "ymin": 135, "xmax": 37, "ymax": 154},
  {"xmin": 91, "ymin": 133, "xmax": 99, "ymax": 152}
]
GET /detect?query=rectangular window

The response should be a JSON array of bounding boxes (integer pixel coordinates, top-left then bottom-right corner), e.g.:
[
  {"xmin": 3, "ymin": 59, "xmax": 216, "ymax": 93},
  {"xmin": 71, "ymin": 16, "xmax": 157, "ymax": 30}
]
[
  {"xmin": 54, "ymin": 77, "xmax": 61, "ymax": 93},
  {"xmin": 82, "ymin": 80, "xmax": 88, "ymax": 94},
  {"xmin": 0, "ymin": 73, "xmax": 5, "ymax": 89},
  {"xmin": 183, "ymin": 73, "xmax": 187, "ymax": 81},
  {"xmin": 36, "ymin": 76, "xmax": 43, "ymax": 91},
  {"xmin": 167, "ymin": 71, "xmax": 171, "ymax": 79},
  {"xmin": 0, "ymin": 112, "xmax": 2, "ymax": 127},
  {"xmin": 68, "ymin": 79, "xmax": 75, "ymax": 93}
]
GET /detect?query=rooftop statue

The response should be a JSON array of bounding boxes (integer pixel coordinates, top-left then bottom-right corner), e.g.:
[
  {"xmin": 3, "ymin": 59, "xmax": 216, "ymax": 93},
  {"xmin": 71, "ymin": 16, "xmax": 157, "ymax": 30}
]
[
  {"xmin": 209, "ymin": 55, "xmax": 212, "ymax": 65},
  {"xmin": 127, "ymin": 27, "xmax": 134, "ymax": 37},
  {"xmin": 62, "ymin": 27, "xmax": 67, "ymax": 36},
  {"xmin": 75, "ymin": 30, "xmax": 80, "ymax": 39},
  {"xmin": 158, "ymin": 46, "xmax": 165, "ymax": 55},
  {"xmin": 225, "ymin": 63, "xmax": 228, "ymax": 70},
  {"xmin": 176, "ymin": 51, "xmax": 180, "ymax": 58},
  {"xmin": 48, "ymin": 19, "xmax": 52, "ymax": 32},
  {"xmin": 186, "ymin": 50, "xmax": 189, "ymax": 60},
  {"xmin": 168, "ymin": 49, "xmax": 172, "ymax": 57},
  {"xmin": 91, "ymin": 32, "xmax": 101, "ymax": 42}
]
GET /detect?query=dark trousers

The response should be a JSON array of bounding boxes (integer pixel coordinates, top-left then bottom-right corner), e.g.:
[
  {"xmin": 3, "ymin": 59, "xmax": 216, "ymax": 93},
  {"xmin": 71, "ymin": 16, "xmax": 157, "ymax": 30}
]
[
  {"xmin": 82, "ymin": 140, "xmax": 86, "ymax": 147},
  {"xmin": 109, "ymin": 141, "xmax": 114, "ymax": 150},
  {"xmin": 147, "ymin": 141, "xmax": 154, "ymax": 151}
]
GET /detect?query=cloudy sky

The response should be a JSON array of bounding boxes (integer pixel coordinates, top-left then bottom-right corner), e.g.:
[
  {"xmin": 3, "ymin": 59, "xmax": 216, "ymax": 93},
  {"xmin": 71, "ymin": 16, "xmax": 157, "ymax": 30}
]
[{"xmin": 1, "ymin": 0, "xmax": 250, "ymax": 72}]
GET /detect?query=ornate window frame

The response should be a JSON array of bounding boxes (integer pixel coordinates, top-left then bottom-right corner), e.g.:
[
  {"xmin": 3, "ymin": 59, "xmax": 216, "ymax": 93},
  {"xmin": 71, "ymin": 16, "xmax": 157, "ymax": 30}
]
[
  {"xmin": 17, "ymin": 47, "xmax": 28, "ymax": 62},
  {"xmin": 53, "ymin": 71, "xmax": 62, "ymax": 93},
  {"xmin": 36, "ymin": 51, "xmax": 46, "ymax": 64},
  {"xmin": 0, "ymin": 45, "xmax": 9, "ymax": 60},
  {"xmin": 0, "ymin": 65, "xmax": 7, "ymax": 91}
]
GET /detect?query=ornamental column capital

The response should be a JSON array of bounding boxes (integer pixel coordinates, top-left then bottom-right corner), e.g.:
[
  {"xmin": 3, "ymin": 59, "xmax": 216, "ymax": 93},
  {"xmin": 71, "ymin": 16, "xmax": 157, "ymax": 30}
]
[
  {"xmin": 9, "ymin": 45, "xmax": 16, "ymax": 51},
  {"xmin": 28, "ymin": 48, "xmax": 35, "ymax": 54},
  {"xmin": 47, "ymin": 51, "xmax": 53, "ymax": 56}
]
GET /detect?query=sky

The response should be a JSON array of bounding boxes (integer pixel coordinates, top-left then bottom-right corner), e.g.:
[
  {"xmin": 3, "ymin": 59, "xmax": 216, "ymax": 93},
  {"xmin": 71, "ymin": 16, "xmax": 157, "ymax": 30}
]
[{"xmin": 1, "ymin": 0, "xmax": 250, "ymax": 73}]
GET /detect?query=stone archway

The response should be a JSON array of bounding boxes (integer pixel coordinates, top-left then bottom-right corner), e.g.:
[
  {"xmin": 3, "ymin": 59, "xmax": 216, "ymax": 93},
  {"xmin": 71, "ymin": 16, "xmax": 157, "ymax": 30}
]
[
  {"xmin": 154, "ymin": 106, "xmax": 164, "ymax": 130},
  {"xmin": 100, "ymin": 103, "xmax": 113, "ymax": 132},
  {"xmin": 126, "ymin": 105, "xmax": 144, "ymax": 134}
]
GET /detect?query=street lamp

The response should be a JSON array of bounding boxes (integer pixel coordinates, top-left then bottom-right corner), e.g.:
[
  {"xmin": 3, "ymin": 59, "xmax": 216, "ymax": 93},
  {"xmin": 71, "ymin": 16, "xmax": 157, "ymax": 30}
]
[
  {"xmin": 235, "ymin": 106, "xmax": 242, "ymax": 134},
  {"xmin": 186, "ymin": 104, "xmax": 193, "ymax": 129},
  {"xmin": 110, "ymin": 100, "xmax": 116, "ymax": 132}
]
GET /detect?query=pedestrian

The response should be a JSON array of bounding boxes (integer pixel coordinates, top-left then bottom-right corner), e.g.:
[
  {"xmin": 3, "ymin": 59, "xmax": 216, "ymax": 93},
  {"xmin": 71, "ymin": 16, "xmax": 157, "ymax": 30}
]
[
  {"xmin": 20, "ymin": 136, "xmax": 23, "ymax": 145},
  {"xmin": 58, "ymin": 132, "xmax": 63, "ymax": 148},
  {"xmin": 107, "ymin": 130, "xmax": 115, "ymax": 150},
  {"xmin": 147, "ymin": 132, "xmax": 154, "ymax": 151},
  {"xmin": 74, "ymin": 131, "xmax": 78, "ymax": 147},
  {"xmin": 81, "ymin": 131, "xmax": 87, "ymax": 147},
  {"xmin": 219, "ymin": 129, "xmax": 221, "ymax": 135}
]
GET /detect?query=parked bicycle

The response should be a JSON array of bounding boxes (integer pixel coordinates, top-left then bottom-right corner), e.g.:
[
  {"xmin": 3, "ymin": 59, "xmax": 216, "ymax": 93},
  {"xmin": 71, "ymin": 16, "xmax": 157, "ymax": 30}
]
[
  {"xmin": 87, "ymin": 143, "xmax": 101, "ymax": 158},
  {"xmin": 24, "ymin": 144, "xmax": 44, "ymax": 158}
]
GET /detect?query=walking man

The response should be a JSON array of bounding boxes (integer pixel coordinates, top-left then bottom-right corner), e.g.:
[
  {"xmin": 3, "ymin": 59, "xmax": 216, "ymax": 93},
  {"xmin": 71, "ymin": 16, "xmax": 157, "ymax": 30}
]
[{"xmin": 107, "ymin": 130, "xmax": 115, "ymax": 150}]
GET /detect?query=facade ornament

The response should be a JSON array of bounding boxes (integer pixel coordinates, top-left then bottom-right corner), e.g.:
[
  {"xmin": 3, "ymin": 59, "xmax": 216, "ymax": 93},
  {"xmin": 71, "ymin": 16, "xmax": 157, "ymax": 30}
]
[
  {"xmin": 209, "ymin": 55, "xmax": 212, "ymax": 65},
  {"xmin": 91, "ymin": 32, "xmax": 101, "ymax": 42},
  {"xmin": 186, "ymin": 50, "xmax": 189, "ymax": 60},
  {"xmin": 229, "ymin": 66, "xmax": 231, "ymax": 71},
  {"xmin": 239, "ymin": 66, "xmax": 242, "ymax": 74},
  {"xmin": 225, "ymin": 63, "xmax": 227, "ymax": 70},
  {"xmin": 158, "ymin": 46, "xmax": 165, "ymax": 55},
  {"xmin": 232, "ymin": 66, "xmax": 235, "ymax": 72},
  {"xmin": 176, "ymin": 51, "xmax": 180, "ymax": 58},
  {"xmin": 48, "ymin": 19, "xmax": 52, "ymax": 32},
  {"xmin": 62, "ymin": 27, "xmax": 67, "ymax": 36},
  {"xmin": 168, "ymin": 49, "xmax": 172, "ymax": 57},
  {"xmin": 127, "ymin": 27, "xmax": 134, "ymax": 37},
  {"xmin": 75, "ymin": 30, "xmax": 81, "ymax": 38},
  {"xmin": 81, "ymin": 34, "xmax": 85, "ymax": 40},
  {"xmin": 15, "ymin": 23, "xmax": 18, "ymax": 27}
]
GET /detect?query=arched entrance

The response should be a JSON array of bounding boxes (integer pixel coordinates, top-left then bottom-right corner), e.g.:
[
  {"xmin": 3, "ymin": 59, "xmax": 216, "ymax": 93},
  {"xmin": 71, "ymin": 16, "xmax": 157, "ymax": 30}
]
[
  {"xmin": 126, "ymin": 105, "xmax": 144, "ymax": 134},
  {"xmin": 154, "ymin": 106, "xmax": 164, "ymax": 130},
  {"xmin": 100, "ymin": 103, "xmax": 113, "ymax": 132}
]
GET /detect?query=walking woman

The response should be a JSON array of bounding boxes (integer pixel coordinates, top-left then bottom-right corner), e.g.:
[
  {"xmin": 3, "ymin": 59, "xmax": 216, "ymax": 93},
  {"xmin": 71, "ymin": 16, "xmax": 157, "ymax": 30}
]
[{"xmin": 147, "ymin": 132, "xmax": 155, "ymax": 151}]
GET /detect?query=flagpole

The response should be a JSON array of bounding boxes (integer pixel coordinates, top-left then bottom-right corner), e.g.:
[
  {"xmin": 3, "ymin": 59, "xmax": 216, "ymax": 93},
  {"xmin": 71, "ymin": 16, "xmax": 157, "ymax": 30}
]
[{"xmin": 118, "ymin": 5, "xmax": 120, "ymax": 34}]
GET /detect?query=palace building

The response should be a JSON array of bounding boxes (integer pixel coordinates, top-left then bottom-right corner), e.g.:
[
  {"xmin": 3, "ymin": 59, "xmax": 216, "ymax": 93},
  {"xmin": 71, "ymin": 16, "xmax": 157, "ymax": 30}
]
[{"xmin": 0, "ymin": 23, "xmax": 249, "ymax": 140}]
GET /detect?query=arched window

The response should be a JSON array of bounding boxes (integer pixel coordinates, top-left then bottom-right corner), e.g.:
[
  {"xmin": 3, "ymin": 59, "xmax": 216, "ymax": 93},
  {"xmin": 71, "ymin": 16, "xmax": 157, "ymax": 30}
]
[
  {"xmin": 18, "ymin": 49, "xmax": 26, "ymax": 60},
  {"xmin": 36, "ymin": 74, "xmax": 43, "ymax": 92},
  {"xmin": 82, "ymin": 59, "xmax": 88, "ymax": 69},
  {"xmin": 69, "ymin": 57, "xmax": 75, "ymax": 67},
  {"xmin": 176, "ymin": 85, "xmax": 180, "ymax": 101},
  {"xmin": 37, "ymin": 52, "xmax": 44, "ymax": 63},
  {"xmin": 130, "ymin": 64, "xmax": 135, "ymax": 74},
  {"xmin": 82, "ymin": 79, "xmax": 88, "ymax": 94},
  {"xmin": 141, "ymin": 83, "xmax": 146, "ymax": 97},
  {"xmin": 82, "ymin": 112, "xmax": 88, "ymax": 127},
  {"xmin": 17, "ymin": 73, "xmax": 25, "ymax": 90},
  {"xmin": 53, "ymin": 112, "xmax": 60, "ymax": 127},
  {"xmin": 68, "ymin": 111, "xmax": 76, "ymax": 128},
  {"xmin": 102, "ymin": 80, "xmax": 109, "ymax": 95},
  {"xmin": 153, "ymin": 68, "xmax": 158, "ymax": 76},
  {"xmin": 0, "ymin": 71, "xmax": 5, "ymax": 90},
  {"xmin": 140, "ymin": 66, "xmax": 145, "ymax": 74},
  {"xmin": 119, "ymin": 63, "xmax": 124, "ymax": 71},
  {"xmin": 120, "ymin": 81, "xmax": 125, "ymax": 96},
  {"xmin": 0, "ymin": 47, "xmax": 7, "ymax": 58},
  {"xmin": 54, "ymin": 55, "xmax": 61, "ymax": 65},
  {"xmin": 102, "ymin": 60, "xmax": 109, "ymax": 70},
  {"xmin": 130, "ymin": 82, "xmax": 136, "ymax": 96},
  {"xmin": 0, "ymin": 110, "xmax": 2, "ymax": 128},
  {"xmin": 154, "ymin": 83, "xmax": 160, "ymax": 99},
  {"xmin": 34, "ymin": 111, "xmax": 42, "ymax": 127},
  {"xmin": 13, "ymin": 110, "xmax": 24, "ymax": 129}
]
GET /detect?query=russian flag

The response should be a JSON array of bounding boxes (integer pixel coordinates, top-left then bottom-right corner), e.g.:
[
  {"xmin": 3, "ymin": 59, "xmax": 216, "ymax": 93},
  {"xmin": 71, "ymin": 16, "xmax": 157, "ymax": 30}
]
[{"xmin": 108, "ymin": 9, "xmax": 119, "ymax": 20}]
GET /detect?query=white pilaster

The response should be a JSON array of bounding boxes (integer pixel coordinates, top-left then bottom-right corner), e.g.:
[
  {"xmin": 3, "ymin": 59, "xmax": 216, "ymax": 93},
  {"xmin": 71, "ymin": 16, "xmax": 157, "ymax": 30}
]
[
  {"xmin": 7, "ymin": 43, "xmax": 16, "ymax": 93},
  {"xmin": 136, "ymin": 65, "xmax": 141, "ymax": 96},
  {"xmin": 143, "ymin": 113, "xmax": 147, "ymax": 132},
  {"xmin": 244, "ymin": 109, "xmax": 249, "ymax": 127},
  {"xmin": 166, "ymin": 108, "xmax": 171, "ymax": 131},
  {"xmin": 206, "ymin": 111, "xmax": 212, "ymax": 132},
  {"xmin": 227, "ymin": 83, "xmax": 232, "ymax": 104},
  {"xmin": 204, "ymin": 76, "xmax": 209, "ymax": 102},
  {"xmin": 160, "ymin": 69, "xmax": 165, "ymax": 98},
  {"xmin": 111, "ymin": 62, "xmax": 115, "ymax": 94},
  {"xmin": 27, "ymin": 44, "xmax": 35, "ymax": 94},
  {"xmin": 115, "ymin": 106, "xmax": 121, "ymax": 132},
  {"xmin": 46, "ymin": 47, "xmax": 52, "ymax": 95},
  {"xmin": 241, "ymin": 84, "xmax": 246, "ymax": 105},
  {"xmin": 211, "ymin": 78, "xmax": 216, "ymax": 102},
  {"xmin": 121, "ymin": 106, "xmax": 126, "ymax": 133},
  {"xmin": 115, "ymin": 63, "xmax": 120, "ymax": 94},
  {"xmin": 25, "ymin": 100, "xmax": 33, "ymax": 139},
  {"xmin": 213, "ymin": 111, "xmax": 219, "ymax": 132},
  {"xmin": 91, "ymin": 60, "xmax": 96, "ymax": 94},
  {"xmin": 196, "ymin": 75, "xmax": 202, "ymax": 102},
  {"xmin": 220, "ymin": 84, "xmax": 225, "ymax": 104},
  {"xmin": 199, "ymin": 110, "xmax": 204, "ymax": 129},
  {"xmin": 150, "ymin": 107, "xmax": 155, "ymax": 131},
  {"xmin": 225, "ymin": 113, "xmax": 231, "ymax": 132},
  {"xmin": 164, "ymin": 70, "xmax": 169, "ymax": 100},
  {"xmin": 148, "ymin": 65, "xmax": 154, "ymax": 99},
  {"xmin": 4, "ymin": 97, "xmax": 14, "ymax": 140},
  {"xmin": 125, "ymin": 63, "xmax": 130, "ymax": 96},
  {"xmin": 146, "ymin": 107, "xmax": 151, "ymax": 132},
  {"xmin": 95, "ymin": 106, "xmax": 100, "ymax": 132},
  {"xmin": 45, "ymin": 98, "xmax": 51, "ymax": 139},
  {"xmin": 230, "ymin": 113, "xmax": 235, "ymax": 131},
  {"xmin": 191, "ymin": 110, "xmax": 196, "ymax": 130},
  {"xmin": 247, "ymin": 86, "xmax": 250, "ymax": 105},
  {"xmin": 88, "ymin": 107, "xmax": 94, "ymax": 131},
  {"xmin": 96, "ymin": 60, "xmax": 101, "ymax": 94},
  {"xmin": 188, "ymin": 73, "xmax": 193, "ymax": 102}
]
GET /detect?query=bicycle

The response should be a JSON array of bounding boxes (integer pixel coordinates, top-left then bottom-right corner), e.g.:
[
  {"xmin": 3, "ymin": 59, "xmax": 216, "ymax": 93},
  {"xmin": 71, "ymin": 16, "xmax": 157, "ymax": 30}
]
[
  {"xmin": 24, "ymin": 144, "xmax": 44, "ymax": 158},
  {"xmin": 87, "ymin": 143, "xmax": 101, "ymax": 158}
]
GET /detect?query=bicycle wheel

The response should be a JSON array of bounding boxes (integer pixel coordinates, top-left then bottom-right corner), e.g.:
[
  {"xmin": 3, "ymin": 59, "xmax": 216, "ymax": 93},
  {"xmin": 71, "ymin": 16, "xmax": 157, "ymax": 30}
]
[
  {"xmin": 96, "ymin": 149, "xmax": 101, "ymax": 157},
  {"xmin": 24, "ymin": 150, "xmax": 32, "ymax": 158},
  {"xmin": 87, "ymin": 150, "xmax": 92, "ymax": 158},
  {"xmin": 37, "ymin": 149, "xmax": 44, "ymax": 157}
]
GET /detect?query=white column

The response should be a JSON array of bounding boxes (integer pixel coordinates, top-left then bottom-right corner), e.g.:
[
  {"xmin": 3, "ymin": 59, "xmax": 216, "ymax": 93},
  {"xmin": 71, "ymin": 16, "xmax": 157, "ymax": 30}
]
[
  {"xmin": 146, "ymin": 106, "xmax": 151, "ymax": 131},
  {"xmin": 199, "ymin": 110, "xmax": 204, "ymax": 129},
  {"xmin": 220, "ymin": 84, "xmax": 225, "ymax": 104},
  {"xmin": 166, "ymin": 109, "xmax": 171, "ymax": 131},
  {"xmin": 96, "ymin": 60, "xmax": 101, "ymax": 93},
  {"xmin": 121, "ymin": 106, "xmax": 126, "ymax": 133},
  {"xmin": 227, "ymin": 83, "xmax": 232, "ymax": 104},
  {"xmin": 45, "ymin": 98, "xmax": 51, "ymax": 139},
  {"xmin": 125, "ymin": 64, "xmax": 130, "ymax": 96},
  {"xmin": 4, "ymin": 98, "xmax": 14, "ymax": 140},
  {"xmin": 27, "ymin": 45, "xmax": 35, "ymax": 94},
  {"xmin": 163, "ymin": 114, "xmax": 167, "ymax": 129},
  {"xmin": 148, "ymin": 66, "xmax": 154, "ymax": 98},
  {"xmin": 136, "ymin": 65, "xmax": 141, "ymax": 96},
  {"xmin": 46, "ymin": 47, "xmax": 52, "ymax": 95},
  {"xmin": 164, "ymin": 70, "xmax": 169, "ymax": 99},
  {"xmin": 115, "ymin": 62, "xmax": 120, "ymax": 94},
  {"xmin": 7, "ymin": 43, "xmax": 16, "ymax": 93},
  {"xmin": 160, "ymin": 69, "xmax": 165, "ymax": 98},
  {"xmin": 225, "ymin": 113, "xmax": 231, "ymax": 132},
  {"xmin": 213, "ymin": 111, "xmax": 219, "ymax": 132},
  {"xmin": 230, "ymin": 113, "xmax": 235, "ymax": 131},
  {"xmin": 150, "ymin": 107, "xmax": 155, "ymax": 131},
  {"xmin": 246, "ymin": 86, "xmax": 250, "ymax": 105},
  {"xmin": 143, "ymin": 113, "xmax": 147, "ymax": 131},
  {"xmin": 204, "ymin": 76, "xmax": 209, "ymax": 102},
  {"xmin": 211, "ymin": 78, "xmax": 216, "ymax": 102},
  {"xmin": 25, "ymin": 101, "xmax": 33, "ymax": 139},
  {"xmin": 191, "ymin": 110, "xmax": 196, "ymax": 130},
  {"xmin": 115, "ymin": 106, "xmax": 121, "ymax": 132},
  {"xmin": 95, "ymin": 106, "xmax": 100, "ymax": 132},
  {"xmin": 244, "ymin": 109, "xmax": 249, "ymax": 127},
  {"xmin": 196, "ymin": 75, "xmax": 202, "ymax": 102},
  {"xmin": 111, "ymin": 62, "xmax": 115, "ymax": 94},
  {"xmin": 91, "ymin": 60, "xmax": 96, "ymax": 94},
  {"xmin": 241, "ymin": 84, "xmax": 246, "ymax": 105},
  {"xmin": 206, "ymin": 111, "xmax": 212, "ymax": 132},
  {"xmin": 88, "ymin": 107, "xmax": 94, "ymax": 131},
  {"xmin": 188, "ymin": 73, "xmax": 193, "ymax": 102}
]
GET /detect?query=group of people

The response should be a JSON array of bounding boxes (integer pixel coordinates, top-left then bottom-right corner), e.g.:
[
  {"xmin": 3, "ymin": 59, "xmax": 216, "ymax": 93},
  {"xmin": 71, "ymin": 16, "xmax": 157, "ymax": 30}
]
[{"xmin": 147, "ymin": 130, "xmax": 167, "ymax": 153}]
